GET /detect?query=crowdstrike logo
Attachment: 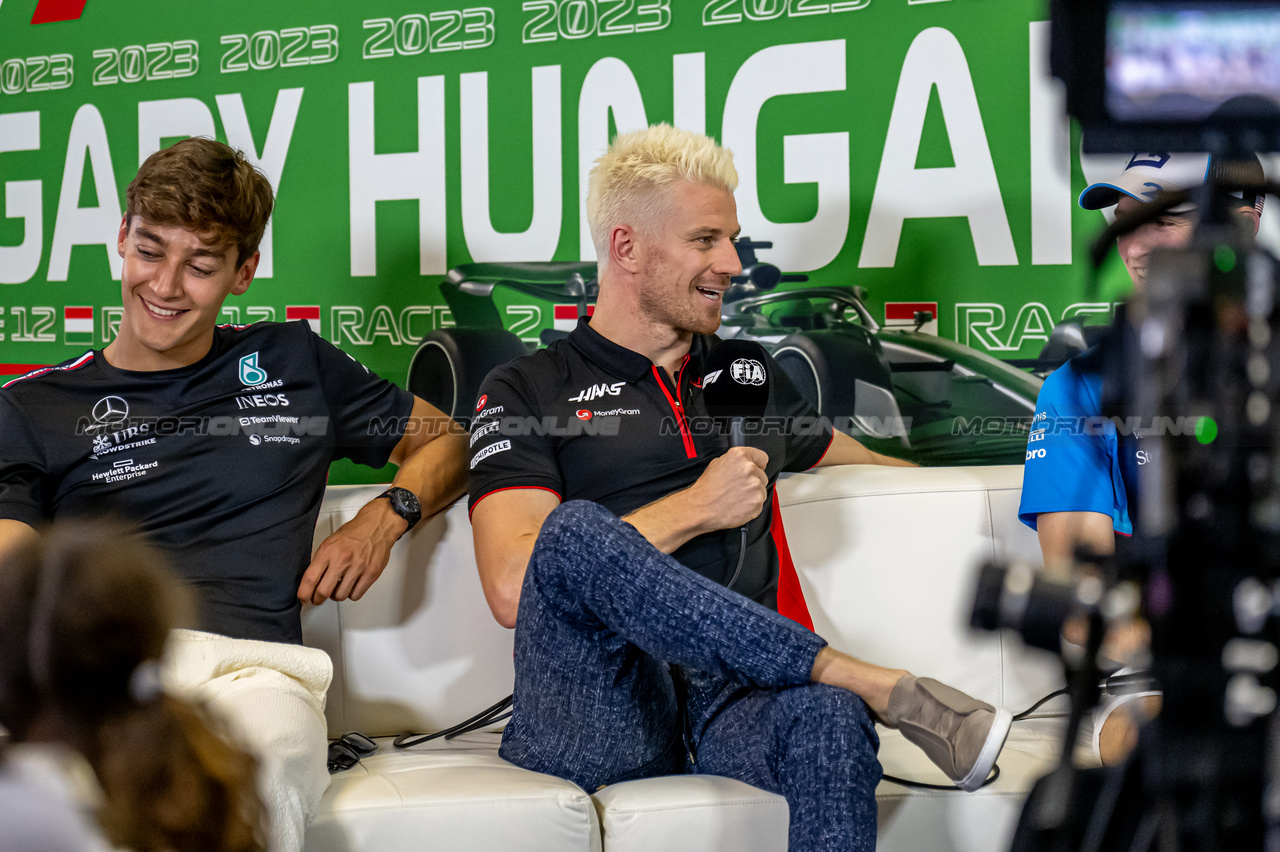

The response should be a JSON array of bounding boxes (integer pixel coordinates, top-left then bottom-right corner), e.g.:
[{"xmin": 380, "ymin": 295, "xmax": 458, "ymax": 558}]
[{"xmin": 239, "ymin": 352, "xmax": 268, "ymax": 386}]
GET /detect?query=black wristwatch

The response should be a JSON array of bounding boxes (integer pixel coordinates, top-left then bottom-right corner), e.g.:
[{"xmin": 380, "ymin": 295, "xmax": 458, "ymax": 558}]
[{"xmin": 377, "ymin": 486, "xmax": 422, "ymax": 535}]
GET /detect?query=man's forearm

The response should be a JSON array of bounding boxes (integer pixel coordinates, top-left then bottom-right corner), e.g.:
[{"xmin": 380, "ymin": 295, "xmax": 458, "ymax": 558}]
[
  {"xmin": 817, "ymin": 430, "xmax": 916, "ymax": 468},
  {"xmin": 389, "ymin": 428, "xmax": 469, "ymax": 519},
  {"xmin": 622, "ymin": 486, "xmax": 715, "ymax": 554}
]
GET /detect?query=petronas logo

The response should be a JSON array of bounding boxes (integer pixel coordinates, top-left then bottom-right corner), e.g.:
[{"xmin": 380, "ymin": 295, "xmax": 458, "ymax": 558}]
[{"xmin": 239, "ymin": 352, "xmax": 267, "ymax": 386}]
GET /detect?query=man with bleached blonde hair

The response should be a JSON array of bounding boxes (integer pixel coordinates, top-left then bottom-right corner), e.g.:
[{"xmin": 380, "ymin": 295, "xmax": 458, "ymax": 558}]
[{"xmin": 467, "ymin": 124, "xmax": 1012, "ymax": 851}]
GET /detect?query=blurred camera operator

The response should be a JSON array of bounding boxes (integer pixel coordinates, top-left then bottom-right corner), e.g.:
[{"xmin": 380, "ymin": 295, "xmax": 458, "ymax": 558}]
[{"xmin": 1018, "ymin": 152, "xmax": 1266, "ymax": 764}]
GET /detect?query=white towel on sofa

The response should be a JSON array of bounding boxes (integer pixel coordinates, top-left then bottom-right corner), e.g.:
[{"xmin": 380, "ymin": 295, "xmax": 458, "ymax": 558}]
[{"xmin": 162, "ymin": 629, "xmax": 333, "ymax": 852}]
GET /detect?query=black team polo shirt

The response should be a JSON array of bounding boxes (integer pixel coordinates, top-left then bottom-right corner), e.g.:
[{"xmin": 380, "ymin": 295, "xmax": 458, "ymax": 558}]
[{"xmin": 467, "ymin": 317, "xmax": 834, "ymax": 610}]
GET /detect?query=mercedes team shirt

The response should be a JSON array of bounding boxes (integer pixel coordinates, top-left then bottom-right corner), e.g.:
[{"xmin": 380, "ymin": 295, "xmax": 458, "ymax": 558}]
[
  {"xmin": 467, "ymin": 318, "xmax": 834, "ymax": 609},
  {"xmin": 0, "ymin": 321, "xmax": 414, "ymax": 643}
]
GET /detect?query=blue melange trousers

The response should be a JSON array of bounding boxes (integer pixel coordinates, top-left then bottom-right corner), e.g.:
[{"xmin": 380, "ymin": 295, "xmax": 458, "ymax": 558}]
[{"xmin": 499, "ymin": 501, "xmax": 881, "ymax": 851}]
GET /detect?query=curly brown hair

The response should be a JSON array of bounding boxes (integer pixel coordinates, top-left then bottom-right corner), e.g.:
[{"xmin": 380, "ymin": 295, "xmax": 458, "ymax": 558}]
[
  {"xmin": 0, "ymin": 521, "xmax": 266, "ymax": 852},
  {"xmin": 126, "ymin": 137, "xmax": 274, "ymax": 268}
]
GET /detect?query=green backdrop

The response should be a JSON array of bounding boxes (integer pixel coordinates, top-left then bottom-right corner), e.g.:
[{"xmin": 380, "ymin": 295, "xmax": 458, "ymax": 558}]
[{"xmin": 1, "ymin": 0, "xmax": 1132, "ymax": 482}]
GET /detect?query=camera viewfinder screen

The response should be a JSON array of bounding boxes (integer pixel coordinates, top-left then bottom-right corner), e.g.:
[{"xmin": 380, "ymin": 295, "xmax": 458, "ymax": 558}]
[{"xmin": 1107, "ymin": 2, "xmax": 1280, "ymax": 123}]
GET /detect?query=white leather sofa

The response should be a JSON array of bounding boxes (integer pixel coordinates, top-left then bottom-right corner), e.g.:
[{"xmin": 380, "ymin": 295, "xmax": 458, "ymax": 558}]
[{"xmin": 302, "ymin": 464, "xmax": 1066, "ymax": 852}]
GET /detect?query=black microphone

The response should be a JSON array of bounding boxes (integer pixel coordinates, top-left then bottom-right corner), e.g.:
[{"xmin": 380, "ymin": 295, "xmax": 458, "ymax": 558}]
[
  {"xmin": 700, "ymin": 339, "xmax": 771, "ymax": 593},
  {"xmin": 701, "ymin": 339, "xmax": 771, "ymax": 447}
]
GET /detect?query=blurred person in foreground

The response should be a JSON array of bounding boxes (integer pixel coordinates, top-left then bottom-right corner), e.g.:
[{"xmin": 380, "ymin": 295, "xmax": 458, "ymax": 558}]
[
  {"xmin": 0, "ymin": 520, "xmax": 265, "ymax": 852},
  {"xmin": 1019, "ymin": 152, "xmax": 1266, "ymax": 764}
]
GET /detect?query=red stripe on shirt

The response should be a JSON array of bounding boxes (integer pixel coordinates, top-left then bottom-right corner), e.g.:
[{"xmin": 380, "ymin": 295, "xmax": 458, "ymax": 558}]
[
  {"xmin": 469, "ymin": 486, "xmax": 563, "ymax": 520},
  {"xmin": 653, "ymin": 365, "xmax": 695, "ymax": 459},
  {"xmin": 771, "ymin": 490, "xmax": 814, "ymax": 631}
]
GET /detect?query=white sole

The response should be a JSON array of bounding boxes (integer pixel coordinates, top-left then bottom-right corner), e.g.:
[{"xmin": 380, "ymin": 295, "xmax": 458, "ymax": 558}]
[{"xmin": 958, "ymin": 707, "xmax": 1012, "ymax": 792}]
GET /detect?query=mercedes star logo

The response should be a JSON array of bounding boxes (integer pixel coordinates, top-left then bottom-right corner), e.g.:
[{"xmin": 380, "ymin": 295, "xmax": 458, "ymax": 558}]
[{"xmin": 92, "ymin": 395, "xmax": 129, "ymax": 425}]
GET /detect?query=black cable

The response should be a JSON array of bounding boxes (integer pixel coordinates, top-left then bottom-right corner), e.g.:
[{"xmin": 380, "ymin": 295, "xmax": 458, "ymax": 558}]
[
  {"xmin": 394, "ymin": 694, "xmax": 514, "ymax": 749},
  {"xmin": 726, "ymin": 528, "xmax": 747, "ymax": 592},
  {"xmin": 1013, "ymin": 687, "xmax": 1070, "ymax": 721}
]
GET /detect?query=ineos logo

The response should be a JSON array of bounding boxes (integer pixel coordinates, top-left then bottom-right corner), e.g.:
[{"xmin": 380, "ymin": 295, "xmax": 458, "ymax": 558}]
[{"xmin": 92, "ymin": 396, "xmax": 129, "ymax": 425}]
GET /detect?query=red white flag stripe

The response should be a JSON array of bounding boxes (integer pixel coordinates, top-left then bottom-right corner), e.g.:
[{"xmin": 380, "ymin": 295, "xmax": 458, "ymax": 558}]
[{"xmin": 884, "ymin": 301, "xmax": 938, "ymax": 322}]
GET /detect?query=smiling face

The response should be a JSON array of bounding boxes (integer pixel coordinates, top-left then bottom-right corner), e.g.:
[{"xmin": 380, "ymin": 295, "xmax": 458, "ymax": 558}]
[
  {"xmin": 633, "ymin": 181, "xmax": 742, "ymax": 337},
  {"xmin": 1114, "ymin": 196, "xmax": 1196, "ymax": 291},
  {"xmin": 106, "ymin": 216, "xmax": 258, "ymax": 371}
]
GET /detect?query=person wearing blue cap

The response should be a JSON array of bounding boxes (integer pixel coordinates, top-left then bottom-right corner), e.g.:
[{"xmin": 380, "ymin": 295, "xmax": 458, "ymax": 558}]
[{"xmin": 1019, "ymin": 151, "xmax": 1265, "ymax": 764}]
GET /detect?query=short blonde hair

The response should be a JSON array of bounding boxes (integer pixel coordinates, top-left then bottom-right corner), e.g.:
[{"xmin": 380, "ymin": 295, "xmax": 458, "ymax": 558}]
[{"xmin": 587, "ymin": 124, "xmax": 738, "ymax": 267}]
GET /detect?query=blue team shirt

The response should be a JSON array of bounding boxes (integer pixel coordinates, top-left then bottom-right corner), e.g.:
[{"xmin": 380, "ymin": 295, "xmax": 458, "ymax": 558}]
[{"xmin": 1018, "ymin": 347, "xmax": 1142, "ymax": 535}]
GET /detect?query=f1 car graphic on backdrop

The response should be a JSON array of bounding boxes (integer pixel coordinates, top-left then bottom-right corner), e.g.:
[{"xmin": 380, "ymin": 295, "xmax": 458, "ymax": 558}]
[{"xmin": 407, "ymin": 240, "xmax": 1043, "ymax": 466}]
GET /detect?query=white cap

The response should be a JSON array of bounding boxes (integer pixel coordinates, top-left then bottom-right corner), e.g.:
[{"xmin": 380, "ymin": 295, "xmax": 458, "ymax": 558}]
[
  {"xmin": 1079, "ymin": 152, "xmax": 1265, "ymax": 215},
  {"xmin": 1078, "ymin": 152, "xmax": 1210, "ymax": 212}
]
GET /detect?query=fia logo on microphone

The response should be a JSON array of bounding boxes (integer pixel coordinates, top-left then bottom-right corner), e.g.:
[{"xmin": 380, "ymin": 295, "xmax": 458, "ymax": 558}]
[{"xmin": 730, "ymin": 359, "xmax": 766, "ymax": 386}]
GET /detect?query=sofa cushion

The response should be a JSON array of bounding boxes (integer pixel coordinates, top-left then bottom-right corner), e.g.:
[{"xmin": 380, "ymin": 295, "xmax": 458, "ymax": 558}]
[
  {"xmin": 591, "ymin": 775, "xmax": 789, "ymax": 852},
  {"xmin": 775, "ymin": 464, "xmax": 1061, "ymax": 714},
  {"xmin": 875, "ymin": 720, "xmax": 1063, "ymax": 852},
  {"xmin": 306, "ymin": 733, "xmax": 601, "ymax": 852},
  {"xmin": 304, "ymin": 490, "xmax": 516, "ymax": 738}
]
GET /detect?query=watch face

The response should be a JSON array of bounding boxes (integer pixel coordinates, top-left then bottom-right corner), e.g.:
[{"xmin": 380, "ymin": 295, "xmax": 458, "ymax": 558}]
[{"xmin": 387, "ymin": 487, "xmax": 420, "ymax": 519}]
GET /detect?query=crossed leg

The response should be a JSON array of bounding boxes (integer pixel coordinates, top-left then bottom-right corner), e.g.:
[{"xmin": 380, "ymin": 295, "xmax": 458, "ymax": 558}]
[{"xmin": 500, "ymin": 501, "xmax": 880, "ymax": 849}]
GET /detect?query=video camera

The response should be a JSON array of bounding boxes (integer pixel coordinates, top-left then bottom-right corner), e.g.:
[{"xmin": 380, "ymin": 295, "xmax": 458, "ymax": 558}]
[
  {"xmin": 972, "ymin": 2, "xmax": 1280, "ymax": 849},
  {"xmin": 1053, "ymin": 0, "xmax": 1280, "ymax": 154}
]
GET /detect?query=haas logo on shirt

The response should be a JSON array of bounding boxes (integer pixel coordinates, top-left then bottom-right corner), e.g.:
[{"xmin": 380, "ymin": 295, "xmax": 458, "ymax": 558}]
[
  {"xmin": 568, "ymin": 382, "xmax": 624, "ymax": 403},
  {"xmin": 239, "ymin": 352, "xmax": 268, "ymax": 386}
]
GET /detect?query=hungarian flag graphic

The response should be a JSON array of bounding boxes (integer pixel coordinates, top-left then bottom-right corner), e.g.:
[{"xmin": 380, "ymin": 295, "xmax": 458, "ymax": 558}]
[
  {"xmin": 63, "ymin": 306, "xmax": 93, "ymax": 346},
  {"xmin": 286, "ymin": 305, "xmax": 321, "ymax": 334},
  {"xmin": 553, "ymin": 304, "xmax": 593, "ymax": 332}
]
